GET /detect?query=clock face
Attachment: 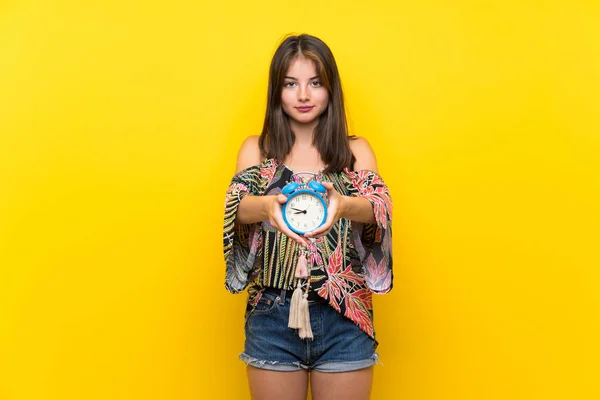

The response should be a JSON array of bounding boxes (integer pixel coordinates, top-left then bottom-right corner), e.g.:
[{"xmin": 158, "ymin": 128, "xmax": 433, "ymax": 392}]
[{"xmin": 283, "ymin": 190, "xmax": 327, "ymax": 234}]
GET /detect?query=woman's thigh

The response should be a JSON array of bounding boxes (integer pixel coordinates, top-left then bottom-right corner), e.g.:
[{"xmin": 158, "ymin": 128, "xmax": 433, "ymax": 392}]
[
  {"xmin": 247, "ymin": 366, "xmax": 309, "ymax": 400},
  {"xmin": 310, "ymin": 367, "xmax": 374, "ymax": 400}
]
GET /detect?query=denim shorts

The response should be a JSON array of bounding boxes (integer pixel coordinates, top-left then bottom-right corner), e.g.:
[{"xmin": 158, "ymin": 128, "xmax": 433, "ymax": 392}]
[{"xmin": 239, "ymin": 288, "xmax": 379, "ymax": 372}]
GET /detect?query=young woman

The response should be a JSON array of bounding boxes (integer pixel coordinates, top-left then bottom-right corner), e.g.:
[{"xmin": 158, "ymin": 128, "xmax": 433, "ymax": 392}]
[{"xmin": 223, "ymin": 34, "xmax": 393, "ymax": 400}]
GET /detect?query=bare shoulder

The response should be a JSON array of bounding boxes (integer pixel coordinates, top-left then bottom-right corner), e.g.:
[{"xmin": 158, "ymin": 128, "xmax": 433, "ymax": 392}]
[
  {"xmin": 349, "ymin": 136, "xmax": 378, "ymax": 172},
  {"xmin": 235, "ymin": 135, "xmax": 262, "ymax": 173}
]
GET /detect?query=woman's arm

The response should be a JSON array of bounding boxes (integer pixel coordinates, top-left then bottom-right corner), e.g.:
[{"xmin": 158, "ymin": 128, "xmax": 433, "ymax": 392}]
[
  {"xmin": 349, "ymin": 136, "xmax": 378, "ymax": 172},
  {"xmin": 233, "ymin": 136, "xmax": 309, "ymax": 246},
  {"xmin": 233, "ymin": 135, "xmax": 269, "ymax": 224},
  {"xmin": 338, "ymin": 196, "xmax": 376, "ymax": 224},
  {"xmin": 338, "ymin": 137, "xmax": 379, "ymax": 223},
  {"xmin": 235, "ymin": 135, "xmax": 262, "ymax": 173},
  {"xmin": 305, "ymin": 137, "xmax": 380, "ymax": 237}
]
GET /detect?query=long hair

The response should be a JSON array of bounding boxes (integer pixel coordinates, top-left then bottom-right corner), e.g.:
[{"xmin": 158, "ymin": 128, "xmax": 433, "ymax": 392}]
[{"xmin": 258, "ymin": 34, "xmax": 355, "ymax": 173}]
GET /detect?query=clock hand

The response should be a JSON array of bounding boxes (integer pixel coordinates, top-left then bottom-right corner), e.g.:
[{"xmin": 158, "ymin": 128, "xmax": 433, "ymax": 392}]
[{"xmin": 295, "ymin": 204, "xmax": 310, "ymax": 213}]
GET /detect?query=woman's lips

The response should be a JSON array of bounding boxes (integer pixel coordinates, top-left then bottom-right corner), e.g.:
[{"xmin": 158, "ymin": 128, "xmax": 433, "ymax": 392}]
[{"xmin": 295, "ymin": 106, "xmax": 314, "ymax": 113}]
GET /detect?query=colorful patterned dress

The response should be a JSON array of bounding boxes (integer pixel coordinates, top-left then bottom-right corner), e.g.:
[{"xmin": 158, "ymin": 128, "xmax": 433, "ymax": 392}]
[{"xmin": 223, "ymin": 158, "xmax": 393, "ymax": 340}]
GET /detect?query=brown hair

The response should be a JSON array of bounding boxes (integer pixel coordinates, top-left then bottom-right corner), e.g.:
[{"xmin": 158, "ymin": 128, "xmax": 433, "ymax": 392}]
[{"xmin": 258, "ymin": 34, "xmax": 355, "ymax": 173}]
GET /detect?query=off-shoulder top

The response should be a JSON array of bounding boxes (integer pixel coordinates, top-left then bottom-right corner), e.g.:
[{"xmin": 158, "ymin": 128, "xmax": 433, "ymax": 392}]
[{"xmin": 223, "ymin": 158, "xmax": 393, "ymax": 339}]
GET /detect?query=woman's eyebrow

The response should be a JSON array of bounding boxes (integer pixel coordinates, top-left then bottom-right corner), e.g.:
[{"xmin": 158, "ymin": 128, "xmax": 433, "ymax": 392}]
[{"xmin": 284, "ymin": 76, "xmax": 320, "ymax": 80}]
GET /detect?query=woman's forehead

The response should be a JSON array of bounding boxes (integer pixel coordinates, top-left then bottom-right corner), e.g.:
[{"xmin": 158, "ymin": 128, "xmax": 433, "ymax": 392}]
[{"xmin": 286, "ymin": 57, "xmax": 318, "ymax": 77}]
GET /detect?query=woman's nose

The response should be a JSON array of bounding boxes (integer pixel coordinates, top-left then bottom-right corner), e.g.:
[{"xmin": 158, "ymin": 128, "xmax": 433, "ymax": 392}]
[{"xmin": 298, "ymin": 85, "xmax": 310, "ymax": 101}]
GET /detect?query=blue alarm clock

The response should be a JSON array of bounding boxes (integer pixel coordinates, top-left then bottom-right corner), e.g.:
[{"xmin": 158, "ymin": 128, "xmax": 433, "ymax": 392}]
[{"xmin": 281, "ymin": 172, "xmax": 328, "ymax": 235}]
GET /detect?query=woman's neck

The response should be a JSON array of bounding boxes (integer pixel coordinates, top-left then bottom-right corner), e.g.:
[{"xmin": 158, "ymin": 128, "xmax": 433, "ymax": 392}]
[
  {"xmin": 289, "ymin": 119, "xmax": 318, "ymax": 144},
  {"xmin": 283, "ymin": 119, "xmax": 326, "ymax": 173},
  {"xmin": 284, "ymin": 136, "xmax": 325, "ymax": 174}
]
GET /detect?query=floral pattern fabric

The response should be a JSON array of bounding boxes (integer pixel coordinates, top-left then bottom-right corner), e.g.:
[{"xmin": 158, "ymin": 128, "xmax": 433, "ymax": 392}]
[{"xmin": 223, "ymin": 158, "xmax": 393, "ymax": 339}]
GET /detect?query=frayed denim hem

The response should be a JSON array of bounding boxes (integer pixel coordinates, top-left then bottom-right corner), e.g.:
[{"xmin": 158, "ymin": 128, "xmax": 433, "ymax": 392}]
[
  {"xmin": 239, "ymin": 352, "xmax": 382, "ymax": 373},
  {"xmin": 311, "ymin": 352, "xmax": 381, "ymax": 373},
  {"xmin": 239, "ymin": 352, "xmax": 307, "ymax": 372}
]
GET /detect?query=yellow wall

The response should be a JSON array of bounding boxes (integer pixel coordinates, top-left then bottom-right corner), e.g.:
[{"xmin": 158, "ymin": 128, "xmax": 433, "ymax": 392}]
[{"xmin": 1, "ymin": 1, "xmax": 599, "ymax": 399}]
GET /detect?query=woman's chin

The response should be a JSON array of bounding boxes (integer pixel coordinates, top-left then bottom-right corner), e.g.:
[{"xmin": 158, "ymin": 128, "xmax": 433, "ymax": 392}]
[{"xmin": 290, "ymin": 115, "xmax": 320, "ymax": 126}]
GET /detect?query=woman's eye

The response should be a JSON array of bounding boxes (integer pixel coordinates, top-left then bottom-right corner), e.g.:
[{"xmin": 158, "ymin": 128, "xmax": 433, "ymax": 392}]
[
  {"xmin": 284, "ymin": 82, "xmax": 296, "ymax": 87},
  {"xmin": 311, "ymin": 81, "xmax": 322, "ymax": 87}
]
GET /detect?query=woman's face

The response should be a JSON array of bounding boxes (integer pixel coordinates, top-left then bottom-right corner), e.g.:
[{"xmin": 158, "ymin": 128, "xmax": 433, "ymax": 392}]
[{"xmin": 281, "ymin": 57, "xmax": 329, "ymax": 129}]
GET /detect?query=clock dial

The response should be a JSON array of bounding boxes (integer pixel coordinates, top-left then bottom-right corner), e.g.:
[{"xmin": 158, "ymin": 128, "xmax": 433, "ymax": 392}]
[{"xmin": 284, "ymin": 191, "xmax": 326, "ymax": 233}]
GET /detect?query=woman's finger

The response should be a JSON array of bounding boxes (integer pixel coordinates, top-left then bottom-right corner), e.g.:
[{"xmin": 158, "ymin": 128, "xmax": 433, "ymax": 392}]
[
  {"xmin": 275, "ymin": 196, "xmax": 308, "ymax": 246},
  {"xmin": 306, "ymin": 229, "xmax": 330, "ymax": 239},
  {"xmin": 305, "ymin": 225, "xmax": 327, "ymax": 238},
  {"xmin": 271, "ymin": 216, "xmax": 308, "ymax": 246},
  {"xmin": 275, "ymin": 193, "xmax": 288, "ymax": 204},
  {"xmin": 274, "ymin": 214, "xmax": 309, "ymax": 247},
  {"xmin": 322, "ymin": 181, "xmax": 337, "ymax": 197},
  {"xmin": 267, "ymin": 195, "xmax": 308, "ymax": 246},
  {"xmin": 305, "ymin": 219, "xmax": 334, "ymax": 238}
]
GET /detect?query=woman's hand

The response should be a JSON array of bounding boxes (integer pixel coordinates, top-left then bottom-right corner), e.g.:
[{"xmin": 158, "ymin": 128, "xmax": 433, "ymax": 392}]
[
  {"xmin": 264, "ymin": 194, "xmax": 310, "ymax": 247},
  {"xmin": 304, "ymin": 182, "xmax": 345, "ymax": 239}
]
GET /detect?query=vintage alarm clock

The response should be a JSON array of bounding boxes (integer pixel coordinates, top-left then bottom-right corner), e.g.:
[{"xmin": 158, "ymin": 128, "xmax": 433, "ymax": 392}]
[{"xmin": 281, "ymin": 172, "xmax": 328, "ymax": 235}]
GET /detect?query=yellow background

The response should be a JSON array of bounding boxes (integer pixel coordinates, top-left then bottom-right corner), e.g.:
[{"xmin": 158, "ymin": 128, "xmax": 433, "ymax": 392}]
[{"xmin": 1, "ymin": 1, "xmax": 599, "ymax": 399}]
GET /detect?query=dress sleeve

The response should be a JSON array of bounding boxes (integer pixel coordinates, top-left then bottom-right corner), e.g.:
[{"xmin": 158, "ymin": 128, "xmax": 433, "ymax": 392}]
[
  {"xmin": 223, "ymin": 165, "xmax": 264, "ymax": 294},
  {"xmin": 344, "ymin": 169, "xmax": 393, "ymax": 294}
]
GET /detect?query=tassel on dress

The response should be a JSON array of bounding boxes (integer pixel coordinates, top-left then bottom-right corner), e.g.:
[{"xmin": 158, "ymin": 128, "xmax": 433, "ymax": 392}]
[
  {"xmin": 288, "ymin": 280, "xmax": 303, "ymax": 329},
  {"xmin": 297, "ymin": 290, "xmax": 313, "ymax": 339},
  {"xmin": 288, "ymin": 247, "xmax": 313, "ymax": 339}
]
